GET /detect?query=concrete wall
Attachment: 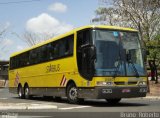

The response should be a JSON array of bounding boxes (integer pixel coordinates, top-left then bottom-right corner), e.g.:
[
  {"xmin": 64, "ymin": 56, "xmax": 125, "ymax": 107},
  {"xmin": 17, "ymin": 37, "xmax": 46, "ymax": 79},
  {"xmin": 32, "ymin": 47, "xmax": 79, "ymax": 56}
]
[
  {"xmin": 0, "ymin": 80, "xmax": 5, "ymax": 87},
  {"xmin": 0, "ymin": 64, "xmax": 8, "ymax": 80}
]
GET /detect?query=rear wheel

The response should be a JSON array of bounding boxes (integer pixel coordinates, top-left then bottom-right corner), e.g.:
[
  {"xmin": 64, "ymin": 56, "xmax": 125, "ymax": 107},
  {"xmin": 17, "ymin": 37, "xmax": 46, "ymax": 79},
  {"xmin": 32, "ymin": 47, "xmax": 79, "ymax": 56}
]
[
  {"xmin": 66, "ymin": 83, "xmax": 79, "ymax": 104},
  {"xmin": 106, "ymin": 98, "xmax": 121, "ymax": 104},
  {"xmin": 24, "ymin": 85, "xmax": 30, "ymax": 99},
  {"xmin": 18, "ymin": 85, "xmax": 24, "ymax": 99}
]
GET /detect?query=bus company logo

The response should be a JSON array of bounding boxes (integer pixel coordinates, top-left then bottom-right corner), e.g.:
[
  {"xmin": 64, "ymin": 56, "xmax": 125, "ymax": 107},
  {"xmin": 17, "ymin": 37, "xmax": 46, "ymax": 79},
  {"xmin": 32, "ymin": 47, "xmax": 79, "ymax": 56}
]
[
  {"xmin": 46, "ymin": 64, "xmax": 60, "ymax": 73},
  {"xmin": 14, "ymin": 72, "xmax": 20, "ymax": 87},
  {"xmin": 60, "ymin": 75, "xmax": 67, "ymax": 86}
]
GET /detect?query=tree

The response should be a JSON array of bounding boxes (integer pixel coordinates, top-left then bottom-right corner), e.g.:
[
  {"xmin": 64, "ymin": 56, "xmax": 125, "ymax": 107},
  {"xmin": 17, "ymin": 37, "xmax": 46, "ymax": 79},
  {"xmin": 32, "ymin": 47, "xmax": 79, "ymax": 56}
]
[
  {"xmin": 22, "ymin": 31, "xmax": 55, "ymax": 47},
  {"xmin": 146, "ymin": 34, "xmax": 160, "ymax": 83},
  {"xmin": 13, "ymin": 31, "xmax": 55, "ymax": 47},
  {"xmin": 0, "ymin": 25, "xmax": 7, "ymax": 48},
  {"xmin": 92, "ymin": 0, "xmax": 160, "ymax": 41},
  {"xmin": 0, "ymin": 23, "xmax": 9, "ymax": 53}
]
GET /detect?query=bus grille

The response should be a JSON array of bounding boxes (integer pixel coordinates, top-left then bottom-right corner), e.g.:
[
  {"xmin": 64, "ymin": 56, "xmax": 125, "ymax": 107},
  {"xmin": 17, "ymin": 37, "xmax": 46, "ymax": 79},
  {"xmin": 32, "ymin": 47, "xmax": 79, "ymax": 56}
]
[{"xmin": 114, "ymin": 82, "xmax": 137, "ymax": 85}]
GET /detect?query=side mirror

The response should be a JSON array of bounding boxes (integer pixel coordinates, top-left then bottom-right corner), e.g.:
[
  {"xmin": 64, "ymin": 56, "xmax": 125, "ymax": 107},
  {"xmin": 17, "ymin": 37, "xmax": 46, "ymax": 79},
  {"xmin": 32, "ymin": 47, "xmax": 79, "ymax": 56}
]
[
  {"xmin": 86, "ymin": 45, "xmax": 96, "ymax": 81},
  {"xmin": 81, "ymin": 45, "xmax": 96, "ymax": 81},
  {"xmin": 90, "ymin": 45, "xmax": 96, "ymax": 60}
]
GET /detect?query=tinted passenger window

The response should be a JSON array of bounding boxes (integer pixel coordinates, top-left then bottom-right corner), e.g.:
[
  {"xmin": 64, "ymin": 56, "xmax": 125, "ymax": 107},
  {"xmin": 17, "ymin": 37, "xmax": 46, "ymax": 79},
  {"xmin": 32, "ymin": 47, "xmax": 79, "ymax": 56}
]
[{"xmin": 10, "ymin": 34, "xmax": 74, "ymax": 69}]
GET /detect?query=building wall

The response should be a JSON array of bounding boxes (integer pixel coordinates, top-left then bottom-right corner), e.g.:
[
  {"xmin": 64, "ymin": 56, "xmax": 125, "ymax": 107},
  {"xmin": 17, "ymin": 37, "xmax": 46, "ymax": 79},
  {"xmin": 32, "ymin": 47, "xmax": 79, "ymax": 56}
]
[{"xmin": 0, "ymin": 61, "xmax": 9, "ymax": 80}]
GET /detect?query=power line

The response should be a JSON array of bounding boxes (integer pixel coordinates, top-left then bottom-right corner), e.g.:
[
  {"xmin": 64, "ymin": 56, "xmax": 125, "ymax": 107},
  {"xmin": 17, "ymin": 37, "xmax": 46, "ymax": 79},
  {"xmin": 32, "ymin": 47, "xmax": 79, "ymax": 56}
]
[{"xmin": 0, "ymin": 0, "xmax": 42, "ymax": 5}]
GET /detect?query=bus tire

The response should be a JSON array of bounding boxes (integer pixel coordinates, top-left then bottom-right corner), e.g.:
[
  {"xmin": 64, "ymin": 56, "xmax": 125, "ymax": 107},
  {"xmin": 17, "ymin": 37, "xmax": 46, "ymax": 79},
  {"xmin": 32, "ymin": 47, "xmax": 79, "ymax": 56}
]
[
  {"xmin": 106, "ymin": 98, "xmax": 121, "ymax": 104},
  {"xmin": 66, "ymin": 83, "xmax": 79, "ymax": 104},
  {"xmin": 24, "ymin": 85, "xmax": 30, "ymax": 99},
  {"xmin": 18, "ymin": 85, "xmax": 24, "ymax": 99}
]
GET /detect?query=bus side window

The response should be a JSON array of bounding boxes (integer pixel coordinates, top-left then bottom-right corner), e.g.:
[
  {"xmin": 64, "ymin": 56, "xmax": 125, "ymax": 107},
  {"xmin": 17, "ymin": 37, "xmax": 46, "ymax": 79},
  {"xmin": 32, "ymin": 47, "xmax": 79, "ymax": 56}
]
[
  {"xmin": 29, "ymin": 50, "xmax": 38, "ymax": 64},
  {"xmin": 11, "ymin": 57, "xmax": 15, "ymax": 69},
  {"xmin": 64, "ymin": 39, "xmax": 69, "ymax": 55},
  {"xmin": 16, "ymin": 56, "xmax": 20, "ymax": 68},
  {"xmin": 59, "ymin": 40, "xmax": 65, "ymax": 57},
  {"xmin": 54, "ymin": 42, "xmax": 59, "ymax": 59},
  {"xmin": 77, "ymin": 30, "xmax": 91, "ymax": 49},
  {"xmin": 41, "ymin": 45, "xmax": 48, "ymax": 62},
  {"xmin": 21, "ymin": 52, "xmax": 29, "ymax": 67},
  {"xmin": 65, "ymin": 35, "xmax": 74, "ymax": 55},
  {"xmin": 15, "ymin": 56, "xmax": 19, "ymax": 68},
  {"xmin": 47, "ymin": 43, "xmax": 54, "ymax": 60},
  {"xmin": 10, "ymin": 57, "xmax": 16, "ymax": 69},
  {"xmin": 58, "ymin": 35, "xmax": 74, "ymax": 58}
]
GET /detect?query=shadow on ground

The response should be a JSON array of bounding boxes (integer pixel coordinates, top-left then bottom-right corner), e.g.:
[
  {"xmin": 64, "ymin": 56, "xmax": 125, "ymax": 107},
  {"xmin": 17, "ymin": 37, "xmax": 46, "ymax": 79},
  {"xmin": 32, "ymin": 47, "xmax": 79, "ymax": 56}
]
[{"xmin": 13, "ymin": 96, "xmax": 149, "ymax": 107}]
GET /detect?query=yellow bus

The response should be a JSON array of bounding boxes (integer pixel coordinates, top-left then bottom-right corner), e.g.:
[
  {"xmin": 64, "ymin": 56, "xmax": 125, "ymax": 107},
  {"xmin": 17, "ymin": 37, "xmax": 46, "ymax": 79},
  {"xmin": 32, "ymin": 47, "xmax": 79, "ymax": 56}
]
[{"xmin": 9, "ymin": 25, "xmax": 148, "ymax": 104}]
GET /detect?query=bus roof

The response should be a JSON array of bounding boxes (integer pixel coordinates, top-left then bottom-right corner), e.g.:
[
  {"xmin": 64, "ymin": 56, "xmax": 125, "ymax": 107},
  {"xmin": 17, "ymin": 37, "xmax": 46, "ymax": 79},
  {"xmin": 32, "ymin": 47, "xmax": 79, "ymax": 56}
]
[{"xmin": 10, "ymin": 25, "xmax": 138, "ymax": 57}]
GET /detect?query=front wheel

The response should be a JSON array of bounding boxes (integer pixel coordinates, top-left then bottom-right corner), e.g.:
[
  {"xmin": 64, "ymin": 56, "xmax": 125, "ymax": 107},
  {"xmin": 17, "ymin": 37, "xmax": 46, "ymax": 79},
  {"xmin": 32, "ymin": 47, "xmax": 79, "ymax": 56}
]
[
  {"xmin": 66, "ymin": 83, "xmax": 79, "ymax": 104},
  {"xmin": 106, "ymin": 98, "xmax": 121, "ymax": 104}
]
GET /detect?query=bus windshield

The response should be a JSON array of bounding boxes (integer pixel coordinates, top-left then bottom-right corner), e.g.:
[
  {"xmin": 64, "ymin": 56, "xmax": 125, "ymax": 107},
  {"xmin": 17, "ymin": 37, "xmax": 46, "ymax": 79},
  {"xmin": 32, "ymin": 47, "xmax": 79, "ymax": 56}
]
[{"xmin": 92, "ymin": 29, "xmax": 146, "ymax": 77}]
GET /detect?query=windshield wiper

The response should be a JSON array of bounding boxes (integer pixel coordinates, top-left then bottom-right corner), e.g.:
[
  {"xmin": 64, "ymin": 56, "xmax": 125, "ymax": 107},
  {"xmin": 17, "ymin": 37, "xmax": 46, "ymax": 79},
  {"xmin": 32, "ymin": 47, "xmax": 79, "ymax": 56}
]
[
  {"xmin": 126, "ymin": 51, "xmax": 139, "ymax": 77},
  {"xmin": 128, "ymin": 60, "xmax": 139, "ymax": 77},
  {"xmin": 113, "ymin": 59, "xmax": 121, "ymax": 78}
]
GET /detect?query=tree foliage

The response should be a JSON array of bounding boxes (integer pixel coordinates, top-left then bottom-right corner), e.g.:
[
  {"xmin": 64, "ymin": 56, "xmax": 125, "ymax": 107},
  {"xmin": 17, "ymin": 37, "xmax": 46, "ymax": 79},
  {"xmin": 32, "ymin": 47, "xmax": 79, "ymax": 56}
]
[
  {"xmin": 146, "ymin": 34, "xmax": 160, "ymax": 67},
  {"xmin": 0, "ymin": 23, "xmax": 9, "ymax": 51},
  {"xmin": 93, "ymin": 0, "xmax": 160, "ymax": 41},
  {"xmin": 22, "ymin": 31, "xmax": 55, "ymax": 47}
]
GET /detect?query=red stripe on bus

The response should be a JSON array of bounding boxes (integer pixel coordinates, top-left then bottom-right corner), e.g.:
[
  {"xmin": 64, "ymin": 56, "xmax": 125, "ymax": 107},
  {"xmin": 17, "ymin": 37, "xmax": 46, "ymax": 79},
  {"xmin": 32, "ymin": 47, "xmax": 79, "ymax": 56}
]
[
  {"xmin": 63, "ymin": 78, "xmax": 67, "ymax": 86},
  {"xmin": 60, "ymin": 75, "xmax": 65, "ymax": 86}
]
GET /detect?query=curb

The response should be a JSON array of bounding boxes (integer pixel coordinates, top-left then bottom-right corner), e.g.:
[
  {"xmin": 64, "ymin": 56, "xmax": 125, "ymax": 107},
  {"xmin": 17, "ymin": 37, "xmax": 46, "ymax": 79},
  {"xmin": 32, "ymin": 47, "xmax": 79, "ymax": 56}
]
[
  {"xmin": 131, "ymin": 96, "xmax": 160, "ymax": 100},
  {"xmin": 0, "ymin": 86, "xmax": 5, "ymax": 88},
  {"xmin": 0, "ymin": 80, "xmax": 8, "ymax": 88},
  {"xmin": 0, "ymin": 103, "xmax": 57, "ymax": 110},
  {"xmin": 144, "ymin": 96, "xmax": 160, "ymax": 100}
]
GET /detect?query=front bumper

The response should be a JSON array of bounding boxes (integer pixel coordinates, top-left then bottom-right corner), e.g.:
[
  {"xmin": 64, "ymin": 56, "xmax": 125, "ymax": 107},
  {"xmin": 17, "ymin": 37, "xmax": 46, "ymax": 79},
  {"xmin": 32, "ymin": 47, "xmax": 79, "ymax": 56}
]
[{"xmin": 78, "ymin": 86, "xmax": 147, "ymax": 99}]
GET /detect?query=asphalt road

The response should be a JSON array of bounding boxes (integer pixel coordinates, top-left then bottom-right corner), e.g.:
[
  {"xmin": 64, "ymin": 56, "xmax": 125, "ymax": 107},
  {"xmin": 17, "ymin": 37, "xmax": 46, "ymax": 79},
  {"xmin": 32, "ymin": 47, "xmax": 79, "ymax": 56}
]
[{"xmin": 0, "ymin": 88, "xmax": 160, "ymax": 118}]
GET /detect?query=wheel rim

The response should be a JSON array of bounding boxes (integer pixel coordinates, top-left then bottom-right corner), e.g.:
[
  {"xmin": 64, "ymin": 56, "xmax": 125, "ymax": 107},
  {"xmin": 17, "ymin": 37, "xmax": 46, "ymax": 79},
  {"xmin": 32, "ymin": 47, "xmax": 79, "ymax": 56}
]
[
  {"xmin": 25, "ymin": 87, "xmax": 29, "ymax": 97},
  {"xmin": 18, "ymin": 87, "xmax": 22, "ymax": 97},
  {"xmin": 69, "ymin": 87, "xmax": 78, "ymax": 101}
]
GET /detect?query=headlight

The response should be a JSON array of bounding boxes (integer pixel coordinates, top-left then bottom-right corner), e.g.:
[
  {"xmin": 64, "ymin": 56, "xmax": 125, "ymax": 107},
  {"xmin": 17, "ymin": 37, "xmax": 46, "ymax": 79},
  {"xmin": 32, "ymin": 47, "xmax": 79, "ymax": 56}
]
[
  {"xmin": 96, "ymin": 81, "xmax": 114, "ymax": 86},
  {"xmin": 138, "ymin": 81, "xmax": 147, "ymax": 86}
]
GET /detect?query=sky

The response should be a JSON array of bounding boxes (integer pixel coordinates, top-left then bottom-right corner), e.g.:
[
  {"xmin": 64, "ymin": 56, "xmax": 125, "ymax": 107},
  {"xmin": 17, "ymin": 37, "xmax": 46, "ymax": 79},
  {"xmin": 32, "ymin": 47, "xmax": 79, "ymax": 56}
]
[{"xmin": 0, "ymin": 0, "xmax": 100, "ymax": 60}]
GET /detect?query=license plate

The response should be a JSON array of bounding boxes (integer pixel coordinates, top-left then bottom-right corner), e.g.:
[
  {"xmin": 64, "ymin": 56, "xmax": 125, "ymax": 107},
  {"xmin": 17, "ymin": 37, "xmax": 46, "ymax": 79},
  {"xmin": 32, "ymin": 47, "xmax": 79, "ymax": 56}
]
[{"xmin": 122, "ymin": 89, "xmax": 131, "ymax": 93}]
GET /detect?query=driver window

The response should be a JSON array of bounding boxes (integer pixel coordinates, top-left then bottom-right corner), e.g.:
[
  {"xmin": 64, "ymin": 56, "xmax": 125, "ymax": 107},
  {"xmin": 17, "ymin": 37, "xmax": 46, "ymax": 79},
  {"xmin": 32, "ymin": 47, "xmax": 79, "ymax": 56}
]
[{"xmin": 77, "ymin": 29, "xmax": 92, "ymax": 79}]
